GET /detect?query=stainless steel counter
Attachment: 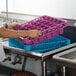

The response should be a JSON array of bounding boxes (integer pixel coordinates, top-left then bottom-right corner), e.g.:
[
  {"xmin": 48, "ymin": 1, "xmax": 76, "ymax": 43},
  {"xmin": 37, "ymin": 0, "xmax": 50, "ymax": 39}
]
[
  {"xmin": 2, "ymin": 40, "xmax": 74, "ymax": 76},
  {"xmin": 2, "ymin": 40, "xmax": 73, "ymax": 60},
  {"xmin": 2, "ymin": 26, "xmax": 76, "ymax": 76},
  {"xmin": 53, "ymin": 44, "xmax": 76, "ymax": 68}
]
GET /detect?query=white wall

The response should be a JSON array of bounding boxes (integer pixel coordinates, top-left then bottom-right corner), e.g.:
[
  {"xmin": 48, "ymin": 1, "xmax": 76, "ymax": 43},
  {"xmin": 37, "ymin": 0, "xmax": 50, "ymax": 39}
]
[{"xmin": 0, "ymin": 0, "xmax": 76, "ymax": 19}]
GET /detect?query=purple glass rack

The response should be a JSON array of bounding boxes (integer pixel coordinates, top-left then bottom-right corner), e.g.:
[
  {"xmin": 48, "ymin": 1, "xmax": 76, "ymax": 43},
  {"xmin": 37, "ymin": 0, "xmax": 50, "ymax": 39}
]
[{"xmin": 13, "ymin": 15, "xmax": 68, "ymax": 45}]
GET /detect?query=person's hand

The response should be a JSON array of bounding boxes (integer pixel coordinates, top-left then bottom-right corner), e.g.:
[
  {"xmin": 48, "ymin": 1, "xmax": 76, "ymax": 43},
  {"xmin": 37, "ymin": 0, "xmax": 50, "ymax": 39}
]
[
  {"xmin": 28, "ymin": 30, "xmax": 42, "ymax": 38},
  {"xmin": 3, "ymin": 22, "xmax": 18, "ymax": 29}
]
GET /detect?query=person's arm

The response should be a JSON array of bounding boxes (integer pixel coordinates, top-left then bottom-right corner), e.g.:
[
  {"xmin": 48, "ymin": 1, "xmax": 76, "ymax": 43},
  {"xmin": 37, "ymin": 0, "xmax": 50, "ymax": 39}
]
[
  {"xmin": 0, "ymin": 27, "xmax": 41, "ymax": 38},
  {"xmin": 3, "ymin": 22, "xmax": 18, "ymax": 29}
]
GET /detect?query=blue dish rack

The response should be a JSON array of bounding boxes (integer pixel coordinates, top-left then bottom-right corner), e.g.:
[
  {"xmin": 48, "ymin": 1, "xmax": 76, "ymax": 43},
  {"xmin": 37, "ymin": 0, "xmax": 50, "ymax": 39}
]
[{"xmin": 8, "ymin": 35, "xmax": 71, "ymax": 53}]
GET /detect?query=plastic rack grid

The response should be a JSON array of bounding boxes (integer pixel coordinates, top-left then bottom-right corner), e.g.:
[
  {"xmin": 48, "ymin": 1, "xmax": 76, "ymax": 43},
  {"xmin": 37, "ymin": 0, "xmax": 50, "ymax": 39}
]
[
  {"xmin": 13, "ymin": 15, "xmax": 68, "ymax": 45},
  {"xmin": 9, "ymin": 35, "xmax": 71, "ymax": 53}
]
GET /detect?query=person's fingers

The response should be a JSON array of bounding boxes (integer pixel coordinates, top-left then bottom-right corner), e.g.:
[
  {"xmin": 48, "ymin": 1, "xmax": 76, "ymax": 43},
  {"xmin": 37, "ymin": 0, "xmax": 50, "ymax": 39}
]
[
  {"xmin": 9, "ymin": 22, "xmax": 18, "ymax": 26},
  {"xmin": 38, "ymin": 30, "xmax": 42, "ymax": 35}
]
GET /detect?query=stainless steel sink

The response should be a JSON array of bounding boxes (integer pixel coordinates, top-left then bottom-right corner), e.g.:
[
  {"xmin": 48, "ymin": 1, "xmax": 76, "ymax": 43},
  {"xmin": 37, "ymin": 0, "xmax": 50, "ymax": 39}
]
[{"xmin": 53, "ymin": 43, "xmax": 76, "ymax": 68}]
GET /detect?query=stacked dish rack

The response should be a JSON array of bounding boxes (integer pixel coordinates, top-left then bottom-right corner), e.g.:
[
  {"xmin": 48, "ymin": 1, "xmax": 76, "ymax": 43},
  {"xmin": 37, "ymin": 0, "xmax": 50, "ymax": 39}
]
[{"xmin": 9, "ymin": 15, "xmax": 70, "ymax": 53}]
